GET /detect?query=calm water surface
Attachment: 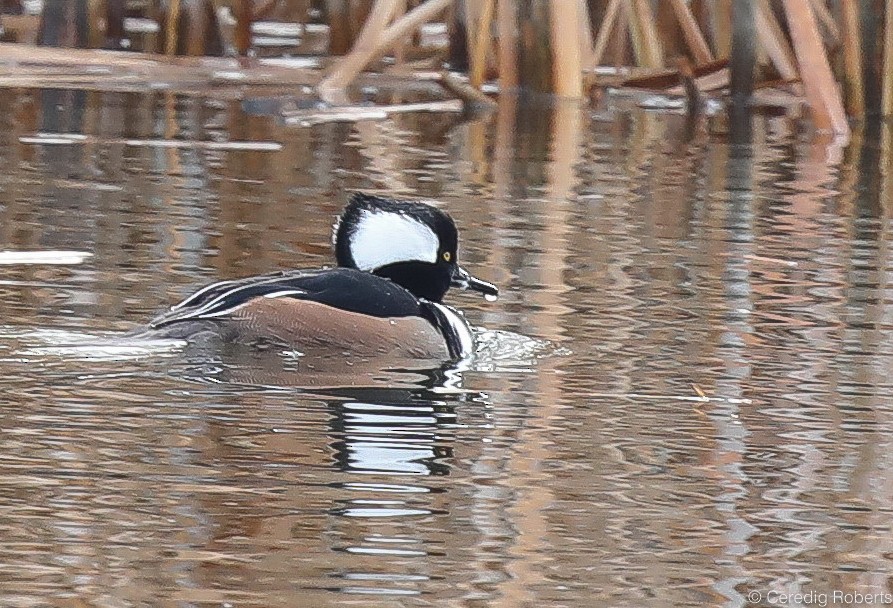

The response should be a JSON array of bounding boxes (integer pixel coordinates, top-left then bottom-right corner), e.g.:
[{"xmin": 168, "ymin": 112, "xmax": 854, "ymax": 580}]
[{"xmin": 1, "ymin": 87, "xmax": 893, "ymax": 607}]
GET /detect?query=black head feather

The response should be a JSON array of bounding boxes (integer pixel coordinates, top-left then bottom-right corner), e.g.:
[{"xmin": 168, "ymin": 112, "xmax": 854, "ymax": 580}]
[
  {"xmin": 333, "ymin": 192, "xmax": 457, "ymax": 269},
  {"xmin": 332, "ymin": 192, "xmax": 494, "ymax": 304}
]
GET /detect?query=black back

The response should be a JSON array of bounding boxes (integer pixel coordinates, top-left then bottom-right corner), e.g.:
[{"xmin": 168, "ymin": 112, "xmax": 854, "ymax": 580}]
[{"xmin": 150, "ymin": 268, "xmax": 425, "ymax": 329}]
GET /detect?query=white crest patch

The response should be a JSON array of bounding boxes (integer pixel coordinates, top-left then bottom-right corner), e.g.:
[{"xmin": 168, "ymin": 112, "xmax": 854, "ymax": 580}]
[{"xmin": 350, "ymin": 209, "xmax": 439, "ymax": 271}]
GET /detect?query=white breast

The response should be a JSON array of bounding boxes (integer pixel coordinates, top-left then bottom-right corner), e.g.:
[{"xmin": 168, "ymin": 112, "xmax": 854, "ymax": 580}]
[{"xmin": 429, "ymin": 302, "xmax": 476, "ymax": 359}]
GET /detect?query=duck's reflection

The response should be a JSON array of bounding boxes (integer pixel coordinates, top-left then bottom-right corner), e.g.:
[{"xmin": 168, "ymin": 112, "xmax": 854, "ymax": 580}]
[
  {"xmin": 179, "ymin": 349, "xmax": 478, "ymax": 478},
  {"xmin": 328, "ymin": 387, "xmax": 459, "ymax": 476}
]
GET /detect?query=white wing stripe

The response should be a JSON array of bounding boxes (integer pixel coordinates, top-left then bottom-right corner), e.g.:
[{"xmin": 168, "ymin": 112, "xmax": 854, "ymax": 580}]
[
  {"xmin": 262, "ymin": 290, "xmax": 306, "ymax": 299},
  {"xmin": 167, "ymin": 278, "xmax": 305, "ymax": 322},
  {"xmin": 198, "ymin": 301, "xmax": 252, "ymax": 319},
  {"xmin": 170, "ymin": 278, "xmax": 238, "ymax": 310}
]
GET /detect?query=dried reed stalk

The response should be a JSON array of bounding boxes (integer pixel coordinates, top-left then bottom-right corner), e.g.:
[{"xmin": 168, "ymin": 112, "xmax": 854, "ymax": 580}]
[
  {"xmin": 668, "ymin": 0, "xmax": 713, "ymax": 64},
  {"xmin": 781, "ymin": 0, "xmax": 850, "ymax": 135},
  {"xmin": 711, "ymin": 0, "xmax": 732, "ymax": 59},
  {"xmin": 235, "ymin": 0, "xmax": 252, "ymax": 55},
  {"xmin": 393, "ymin": 0, "xmax": 407, "ymax": 65},
  {"xmin": 702, "ymin": 0, "xmax": 732, "ymax": 58},
  {"xmin": 755, "ymin": 0, "xmax": 798, "ymax": 82},
  {"xmin": 469, "ymin": 0, "xmax": 495, "ymax": 88},
  {"xmin": 318, "ymin": 0, "xmax": 452, "ymax": 102},
  {"xmin": 165, "ymin": 0, "xmax": 180, "ymax": 55},
  {"xmin": 730, "ymin": 0, "xmax": 755, "ymax": 100},
  {"xmin": 578, "ymin": 0, "xmax": 595, "ymax": 67},
  {"xmin": 496, "ymin": 0, "xmax": 518, "ymax": 89},
  {"xmin": 884, "ymin": 0, "xmax": 893, "ymax": 116},
  {"xmin": 87, "ymin": 0, "xmax": 103, "ymax": 48},
  {"xmin": 808, "ymin": 0, "xmax": 840, "ymax": 45},
  {"xmin": 550, "ymin": 0, "xmax": 583, "ymax": 96},
  {"xmin": 840, "ymin": 0, "xmax": 864, "ymax": 116},
  {"xmin": 590, "ymin": 0, "xmax": 621, "ymax": 68},
  {"xmin": 318, "ymin": 0, "xmax": 400, "ymax": 98},
  {"xmin": 630, "ymin": 0, "xmax": 662, "ymax": 68},
  {"xmin": 440, "ymin": 71, "xmax": 496, "ymax": 108},
  {"xmin": 624, "ymin": 0, "xmax": 644, "ymax": 66}
]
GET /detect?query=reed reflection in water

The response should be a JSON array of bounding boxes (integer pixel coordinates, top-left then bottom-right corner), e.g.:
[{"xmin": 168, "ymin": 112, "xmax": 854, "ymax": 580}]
[{"xmin": 0, "ymin": 85, "xmax": 893, "ymax": 606}]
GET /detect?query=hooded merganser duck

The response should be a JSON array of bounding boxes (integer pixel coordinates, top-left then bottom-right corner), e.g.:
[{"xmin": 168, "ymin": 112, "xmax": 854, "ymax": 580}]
[{"xmin": 143, "ymin": 193, "xmax": 498, "ymax": 361}]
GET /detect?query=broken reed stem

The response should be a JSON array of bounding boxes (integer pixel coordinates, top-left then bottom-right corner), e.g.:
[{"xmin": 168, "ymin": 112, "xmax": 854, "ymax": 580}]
[
  {"xmin": 755, "ymin": 0, "xmax": 798, "ymax": 82},
  {"xmin": 0, "ymin": 42, "xmax": 321, "ymax": 93},
  {"xmin": 318, "ymin": 0, "xmax": 399, "ymax": 97},
  {"xmin": 623, "ymin": 0, "xmax": 645, "ymax": 67},
  {"xmin": 318, "ymin": 0, "xmax": 452, "ymax": 102},
  {"xmin": 590, "ymin": 0, "xmax": 621, "ymax": 69},
  {"xmin": 675, "ymin": 56, "xmax": 702, "ymax": 111},
  {"xmin": 668, "ymin": 0, "xmax": 713, "ymax": 64},
  {"xmin": 440, "ymin": 70, "xmax": 496, "ymax": 109},
  {"xmin": 631, "ymin": 0, "xmax": 662, "ymax": 68},
  {"xmin": 469, "ymin": 0, "xmax": 494, "ymax": 88}
]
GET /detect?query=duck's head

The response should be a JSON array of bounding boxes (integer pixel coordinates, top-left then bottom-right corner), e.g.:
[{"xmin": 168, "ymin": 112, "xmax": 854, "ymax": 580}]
[{"xmin": 333, "ymin": 192, "xmax": 498, "ymax": 303}]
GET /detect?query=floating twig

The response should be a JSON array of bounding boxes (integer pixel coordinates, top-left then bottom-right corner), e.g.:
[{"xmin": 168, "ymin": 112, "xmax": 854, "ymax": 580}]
[
  {"xmin": 737, "ymin": 253, "xmax": 800, "ymax": 267},
  {"xmin": 584, "ymin": 391, "xmax": 751, "ymax": 404},
  {"xmin": 19, "ymin": 133, "xmax": 282, "ymax": 150},
  {"xmin": 0, "ymin": 251, "xmax": 93, "ymax": 265},
  {"xmin": 283, "ymin": 99, "xmax": 463, "ymax": 126},
  {"xmin": 691, "ymin": 383, "xmax": 708, "ymax": 401}
]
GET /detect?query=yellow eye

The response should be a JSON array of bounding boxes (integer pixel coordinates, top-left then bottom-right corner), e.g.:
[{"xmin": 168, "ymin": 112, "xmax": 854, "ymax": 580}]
[{"xmin": 443, "ymin": 251, "xmax": 452, "ymax": 262}]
